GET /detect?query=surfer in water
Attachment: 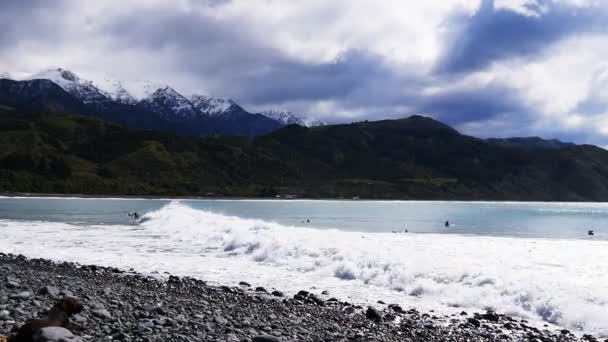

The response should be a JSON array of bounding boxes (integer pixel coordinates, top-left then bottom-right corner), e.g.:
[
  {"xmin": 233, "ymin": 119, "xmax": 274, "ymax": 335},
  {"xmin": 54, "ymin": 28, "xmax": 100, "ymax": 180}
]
[
  {"xmin": 445, "ymin": 220, "xmax": 450, "ymax": 228},
  {"xmin": 128, "ymin": 211, "xmax": 140, "ymax": 221}
]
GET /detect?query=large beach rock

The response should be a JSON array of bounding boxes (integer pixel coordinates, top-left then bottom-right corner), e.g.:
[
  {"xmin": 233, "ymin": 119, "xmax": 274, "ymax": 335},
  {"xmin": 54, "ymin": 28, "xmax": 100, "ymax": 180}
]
[
  {"xmin": 365, "ymin": 306, "xmax": 382, "ymax": 321},
  {"xmin": 252, "ymin": 335, "xmax": 282, "ymax": 342},
  {"xmin": 388, "ymin": 304, "xmax": 404, "ymax": 313},
  {"xmin": 33, "ymin": 327, "xmax": 81, "ymax": 342}
]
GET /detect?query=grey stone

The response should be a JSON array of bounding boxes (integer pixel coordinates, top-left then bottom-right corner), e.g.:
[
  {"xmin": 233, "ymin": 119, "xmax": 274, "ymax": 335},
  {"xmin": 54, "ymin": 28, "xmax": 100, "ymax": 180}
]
[
  {"xmin": 33, "ymin": 327, "xmax": 80, "ymax": 341},
  {"xmin": 0, "ymin": 310, "xmax": 9, "ymax": 319},
  {"xmin": 39, "ymin": 286, "xmax": 60, "ymax": 297},
  {"xmin": 93, "ymin": 309, "xmax": 112, "ymax": 320},
  {"xmin": 59, "ymin": 289, "xmax": 74, "ymax": 297},
  {"xmin": 138, "ymin": 319, "xmax": 155, "ymax": 330},
  {"xmin": 467, "ymin": 318, "xmax": 481, "ymax": 328},
  {"xmin": 72, "ymin": 313, "xmax": 87, "ymax": 323},
  {"xmin": 342, "ymin": 306, "xmax": 356, "ymax": 314},
  {"xmin": 5, "ymin": 280, "xmax": 19, "ymax": 289},
  {"xmin": 214, "ymin": 314, "xmax": 228, "ymax": 324},
  {"xmin": 10, "ymin": 291, "xmax": 31, "ymax": 300},
  {"xmin": 365, "ymin": 307, "xmax": 382, "ymax": 321},
  {"xmin": 252, "ymin": 335, "xmax": 281, "ymax": 342}
]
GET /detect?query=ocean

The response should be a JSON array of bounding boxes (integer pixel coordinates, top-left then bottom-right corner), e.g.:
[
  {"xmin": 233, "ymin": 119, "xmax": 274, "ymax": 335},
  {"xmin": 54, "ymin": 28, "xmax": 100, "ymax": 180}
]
[{"xmin": 1, "ymin": 197, "xmax": 607, "ymax": 336}]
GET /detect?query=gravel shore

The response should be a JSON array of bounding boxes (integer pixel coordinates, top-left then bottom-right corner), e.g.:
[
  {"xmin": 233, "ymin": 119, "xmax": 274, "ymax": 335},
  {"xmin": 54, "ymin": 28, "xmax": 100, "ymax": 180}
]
[{"xmin": 0, "ymin": 253, "xmax": 600, "ymax": 341}]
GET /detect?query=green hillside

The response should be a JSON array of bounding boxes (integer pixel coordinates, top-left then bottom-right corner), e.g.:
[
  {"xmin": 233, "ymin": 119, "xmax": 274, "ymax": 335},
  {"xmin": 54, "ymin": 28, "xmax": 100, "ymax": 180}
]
[{"xmin": 2, "ymin": 109, "xmax": 608, "ymax": 200}]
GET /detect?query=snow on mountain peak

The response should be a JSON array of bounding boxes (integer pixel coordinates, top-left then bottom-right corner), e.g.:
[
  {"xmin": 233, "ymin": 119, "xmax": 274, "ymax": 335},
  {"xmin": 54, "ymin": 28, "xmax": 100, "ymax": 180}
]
[
  {"xmin": 1, "ymin": 72, "xmax": 12, "ymax": 79},
  {"xmin": 95, "ymin": 76, "xmax": 172, "ymax": 103},
  {"xmin": 123, "ymin": 80, "xmax": 168, "ymax": 100},
  {"xmin": 155, "ymin": 86, "xmax": 180, "ymax": 96},
  {"xmin": 261, "ymin": 110, "xmax": 325, "ymax": 127},
  {"xmin": 26, "ymin": 68, "xmax": 111, "ymax": 104},
  {"xmin": 28, "ymin": 68, "xmax": 79, "ymax": 85},
  {"xmin": 95, "ymin": 77, "xmax": 136, "ymax": 105},
  {"xmin": 139, "ymin": 85, "xmax": 199, "ymax": 119},
  {"xmin": 59, "ymin": 69, "xmax": 77, "ymax": 81},
  {"xmin": 15, "ymin": 67, "xmax": 321, "ymax": 128},
  {"xmin": 189, "ymin": 94, "xmax": 235, "ymax": 116}
]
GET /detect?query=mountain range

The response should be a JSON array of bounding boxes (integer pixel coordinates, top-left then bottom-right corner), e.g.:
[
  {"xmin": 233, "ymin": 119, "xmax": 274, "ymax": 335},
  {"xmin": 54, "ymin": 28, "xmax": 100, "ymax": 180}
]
[
  {"xmin": 0, "ymin": 68, "xmax": 324, "ymax": 136},
  {"xmin": 0, "ymin": 104, "xmax": 605, "ymax": 201}
]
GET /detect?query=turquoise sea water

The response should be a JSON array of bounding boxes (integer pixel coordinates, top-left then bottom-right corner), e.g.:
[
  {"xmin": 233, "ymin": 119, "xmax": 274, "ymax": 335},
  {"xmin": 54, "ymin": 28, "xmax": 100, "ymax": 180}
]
[{"xmin": 0, "ymin": 197, "xmax": 605, "ymax": 239}]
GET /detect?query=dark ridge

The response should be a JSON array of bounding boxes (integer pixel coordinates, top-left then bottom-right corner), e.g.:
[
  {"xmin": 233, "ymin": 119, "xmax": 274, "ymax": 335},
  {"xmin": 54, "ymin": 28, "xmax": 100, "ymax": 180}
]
[
  {"xmin": 486, "ymin": 137, "xmax": 575, "ymax": 149},
  {"xmin": 0, "ymin": 79, "xmax": 285, "ymax": 137},
  {"xmin": 1, "ymin": 109, "xmax": 608, "ymax": 201},
  {"xmin": 0, "ymin": 79, "xmax": 86, "ymax": 114}
]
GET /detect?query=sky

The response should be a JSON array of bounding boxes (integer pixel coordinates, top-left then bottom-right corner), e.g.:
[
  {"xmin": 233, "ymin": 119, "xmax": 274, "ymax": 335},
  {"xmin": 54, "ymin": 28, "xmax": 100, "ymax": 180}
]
[{"xmin": 2, "ymin": 0, "xmax": 608, "ymax": 145}]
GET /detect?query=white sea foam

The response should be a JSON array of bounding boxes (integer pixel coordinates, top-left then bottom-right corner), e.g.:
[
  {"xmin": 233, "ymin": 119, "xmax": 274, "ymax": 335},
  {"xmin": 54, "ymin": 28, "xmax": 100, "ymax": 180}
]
[{"xmin": 1, "ymin": 201, "xmax": 607, "ymax": 336}]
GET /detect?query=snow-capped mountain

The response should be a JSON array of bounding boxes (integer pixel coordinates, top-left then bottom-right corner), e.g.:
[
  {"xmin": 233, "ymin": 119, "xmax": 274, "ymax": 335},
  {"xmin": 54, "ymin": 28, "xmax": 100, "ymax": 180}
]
[
  {"xmin": 5, "ymin": 67, "xmax": 319, "ymax": 135},
  {"xmin": 261, "ymin": 110, "xmax": 325, "ymax": 127},
  {"xmin": 124, "ymin": 80, "xmax": 166, "ymax": 100},
  {"xmin": 189, "ymin": 95, "xmax": 237, "ymax": 116},
  {"xmin": 139, "ymin": 86, "xmax": 199, "ymax": 119},
  {"xmin": 95, "ymin": 77, "xmax": 137, "ymax": 105},
  {"xmin": 26, "ymin": 68, "xmax": 111, "ymax": 105},
  {"xmin": 96, "ymin": 78, "xmax": 171, "ymax": 105},
  {"xmin": 0, "ymin": 72, "xmax": 11, "ymax": 79}
]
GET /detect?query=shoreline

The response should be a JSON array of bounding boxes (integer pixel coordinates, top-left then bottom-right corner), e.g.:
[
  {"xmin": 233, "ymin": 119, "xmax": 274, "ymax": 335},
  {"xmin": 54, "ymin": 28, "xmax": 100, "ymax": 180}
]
[
  {"xmin": 0, "ymin": 254, "xmax": 593, "ymax": 341},
  {"xmin": 2, "ymin": 192, "xmax": 608, "ymax": 204}
]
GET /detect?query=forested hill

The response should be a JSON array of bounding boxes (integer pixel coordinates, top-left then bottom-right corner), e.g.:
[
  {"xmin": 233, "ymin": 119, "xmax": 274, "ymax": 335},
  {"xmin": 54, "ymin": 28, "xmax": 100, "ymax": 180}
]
[{"xmin": 1, "ymin": 107, "xmax": 608, "ymax": 201}]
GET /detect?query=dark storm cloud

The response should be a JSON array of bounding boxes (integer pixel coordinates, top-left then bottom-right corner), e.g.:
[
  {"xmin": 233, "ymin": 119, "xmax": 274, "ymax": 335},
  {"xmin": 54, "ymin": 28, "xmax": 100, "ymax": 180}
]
[
  {"xmin": 436, "ymin": 0, "xmax": 607, "ymax": 74},
  {"xmin": 0, "ymin": 0, "xmax": 68, "ymax": 46},
  {"xmin": 228, "ymin": 51, "xmax": 408, "ymax": 104},
  {"xmin": 101, "ymin": 7, "xmax": 409, "ymax": 105},
  {"xmin": 104, "ymin": 8, "xmax": 237, "ymax": 51},
  {"xmin": 416, "ymin": 82, "xmax": 530, "ymax": 126}
]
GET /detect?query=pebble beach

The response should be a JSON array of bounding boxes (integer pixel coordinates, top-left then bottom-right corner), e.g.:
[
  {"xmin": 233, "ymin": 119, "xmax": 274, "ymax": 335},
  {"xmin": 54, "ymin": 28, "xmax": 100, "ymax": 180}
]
[{"xmin": 0, "ymin": 253, "xmax": 599, "ymax": 342}]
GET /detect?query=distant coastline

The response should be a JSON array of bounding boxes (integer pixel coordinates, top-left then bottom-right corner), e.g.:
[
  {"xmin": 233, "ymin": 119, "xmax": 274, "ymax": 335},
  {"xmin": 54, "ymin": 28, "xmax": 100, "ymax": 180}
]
[{"xmin": 2, "ymin": 191, "xmax": 608, "ymax": 204}]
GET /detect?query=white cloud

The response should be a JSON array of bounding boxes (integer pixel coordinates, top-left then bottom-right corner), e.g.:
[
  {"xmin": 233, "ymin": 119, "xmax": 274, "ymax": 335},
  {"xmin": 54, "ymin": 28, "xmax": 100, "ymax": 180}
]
[
  {"xmin": 3, "ymin": 0, "xmax": 608, "ymax": 144},
  {"xmin": 207, "ymin": 0, "xmax": 479, "ymax": 67}
]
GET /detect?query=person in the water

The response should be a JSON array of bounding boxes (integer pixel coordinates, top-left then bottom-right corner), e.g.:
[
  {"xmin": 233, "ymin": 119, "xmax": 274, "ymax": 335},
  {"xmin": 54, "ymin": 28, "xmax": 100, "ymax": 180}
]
[
  {"xmin": 445, "ymin": 220, "xmax": 450, "ymax": 228},
  {"xmin": 128, "ymin": 212, "xmax": 140, "ymax": 220}
]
